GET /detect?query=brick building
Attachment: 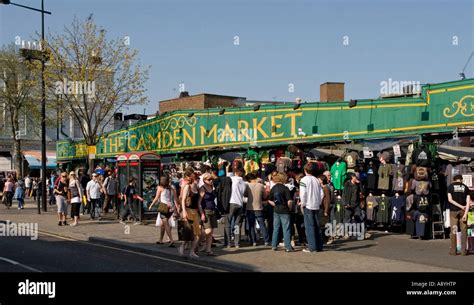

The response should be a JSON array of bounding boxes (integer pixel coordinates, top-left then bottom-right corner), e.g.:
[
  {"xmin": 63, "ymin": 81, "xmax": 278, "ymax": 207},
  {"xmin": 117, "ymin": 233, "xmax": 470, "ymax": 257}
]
[{"xmin": 158, "ymin": 92, "xmax": 247, "ymax": 113}]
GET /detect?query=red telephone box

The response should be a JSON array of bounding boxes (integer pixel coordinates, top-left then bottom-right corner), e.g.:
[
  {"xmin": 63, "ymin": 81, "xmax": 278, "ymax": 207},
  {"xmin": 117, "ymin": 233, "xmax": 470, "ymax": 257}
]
[{"xmin": 117, "ymin": 152, "xmax": 161, "ymax": 222}]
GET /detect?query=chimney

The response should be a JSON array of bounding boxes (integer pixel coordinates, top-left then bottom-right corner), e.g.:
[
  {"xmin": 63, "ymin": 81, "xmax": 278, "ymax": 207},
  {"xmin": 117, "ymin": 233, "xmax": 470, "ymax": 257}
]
[
  {"xmin": 113, "ymin": 112, "xmax": 123, "ymax": 130},
  {"xmin": 179, "ymin": 91, "xmax": 189, "ymax": 98},
  {"xmin": 320, "ymin": 82, "xmax": 344, "ymax": 102}
]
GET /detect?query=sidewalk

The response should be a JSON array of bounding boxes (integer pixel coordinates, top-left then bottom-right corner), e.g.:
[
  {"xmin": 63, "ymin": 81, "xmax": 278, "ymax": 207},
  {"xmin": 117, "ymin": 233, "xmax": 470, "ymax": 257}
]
[{"xmin": 0, "ymin": 198, "xmax": 472, "ymax": 272}]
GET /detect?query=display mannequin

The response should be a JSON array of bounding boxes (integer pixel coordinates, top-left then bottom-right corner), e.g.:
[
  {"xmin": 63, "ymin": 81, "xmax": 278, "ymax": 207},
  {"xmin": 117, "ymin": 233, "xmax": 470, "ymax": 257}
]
[{"xmin": 378, "ymin": 157, "xmax": 393, "ymax": 191}]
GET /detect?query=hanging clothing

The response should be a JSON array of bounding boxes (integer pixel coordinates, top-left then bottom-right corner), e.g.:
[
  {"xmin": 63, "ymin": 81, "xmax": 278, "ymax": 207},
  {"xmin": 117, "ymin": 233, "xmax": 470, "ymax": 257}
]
[
  {"xmin": 244, "ymin": 160, "xmax": 260, "ymax": 175},
  {"xmin": 413, "ymin": 210, "xmax": 429, "ymax": 238},
  {"xmin": 377, "ymin": 164, "xmax": 393, "ymax": 191},
  {"xmin": 330, "ymin": 161, "xmax": 347, "ymax": 190},
  {"xmin": 365, "ymin": 195, "xmax": 379, "ymax": 221},
  {"xmin": 413, "ymin": 147, "xmax": 432, "ymax": 167},
  {"xmin": 366, "ymin": 164, "xmax": 378, "ymax": 191},
  {"xmin": 345, "ymin": 151, "xmax": 359, "ymax": 169},
  {"xmin": 414, "ymin": 195, "xmax": 430, "ymax": 213},
  {"xmin": 392, "ymin": 163, "xmax": 405, "ymax": 192},
  {"xmin": 411, "ymin": 180, "xmax": 431, "ymax": 196},
  {"xmin": 376, "ymin": 195, "xmax": 390, "ymax": 224},
  {"xmin": 276, "ymin": 157, "xmax": 292, "ymax": 173},
  {"xmin": 405, "ymin": 194, "xmax": 415, "ymax": 211},
  {"xmin": 389, "ymin": 195, "xmax": 405, "ymax": 224}
]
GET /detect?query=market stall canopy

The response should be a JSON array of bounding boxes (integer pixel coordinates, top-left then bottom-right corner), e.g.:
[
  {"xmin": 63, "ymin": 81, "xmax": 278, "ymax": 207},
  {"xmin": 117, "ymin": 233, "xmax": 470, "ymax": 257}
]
[
  {"xmin": 338, "ymin": 136, "xmax": 419, "ymax": 152},
  {"xmin": 23, "ymin": 150, "xmax": 57, "ymax": 169},
  {"xmin": 220, "ymin": 152, "xmax": 243, "ymax": 162},
  {"xmin": 309, "ymin": 148, "xmax": 345, "ymax": 158},
  {"xmin": 437, "ymin": 145, "xmax": 474, "ymax": 161}
]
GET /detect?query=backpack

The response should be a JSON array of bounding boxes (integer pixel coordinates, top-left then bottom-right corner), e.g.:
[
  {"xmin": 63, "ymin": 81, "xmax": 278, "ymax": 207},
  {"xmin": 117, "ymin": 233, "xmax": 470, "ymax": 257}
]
[
  {"xmin": 415, "ymin": 181, "xmax": 430, "ymax": 196},
  {"xmin": 414, "ymin": 166, "xmax": 428, "ymax": 181}
]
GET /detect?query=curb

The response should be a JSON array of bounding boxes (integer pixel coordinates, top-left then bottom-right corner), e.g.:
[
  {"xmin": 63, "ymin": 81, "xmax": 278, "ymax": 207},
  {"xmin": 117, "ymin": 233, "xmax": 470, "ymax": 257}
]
[
  {"xmin": 87, "ymin": 237, "xmax": 252, "ymax": 272},
  {"xmin": 0, "ymin": 219, "xmax": 252, "ymax": 272}
]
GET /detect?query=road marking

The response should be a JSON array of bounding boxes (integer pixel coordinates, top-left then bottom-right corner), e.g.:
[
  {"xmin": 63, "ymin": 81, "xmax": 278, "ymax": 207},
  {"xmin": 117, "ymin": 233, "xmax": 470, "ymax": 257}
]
[
  {"xmin": 0, "ymin": 256, "xmax": 42, "ymax": 272},
  {"xmin": 37, "ymin": 231, "xmax": 228, "ymax": 272}
]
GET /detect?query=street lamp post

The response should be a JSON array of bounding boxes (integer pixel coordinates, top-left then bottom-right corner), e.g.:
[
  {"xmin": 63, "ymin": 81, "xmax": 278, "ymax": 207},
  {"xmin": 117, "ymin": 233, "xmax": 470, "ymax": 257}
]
[{"xmin": 0, "ymin": 0, "xmax": 52, "ymax": 214}]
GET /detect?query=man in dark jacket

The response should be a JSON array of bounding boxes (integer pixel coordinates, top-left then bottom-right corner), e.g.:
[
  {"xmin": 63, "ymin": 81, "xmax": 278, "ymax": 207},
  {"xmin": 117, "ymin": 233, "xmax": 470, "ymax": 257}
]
[
  {"xmin": 343, "ymin": 172, "xmax": 362, "ymax": 239},
  {"xmin": 214, "ymin": 175, "xmax": 232, "ymax": 245}
]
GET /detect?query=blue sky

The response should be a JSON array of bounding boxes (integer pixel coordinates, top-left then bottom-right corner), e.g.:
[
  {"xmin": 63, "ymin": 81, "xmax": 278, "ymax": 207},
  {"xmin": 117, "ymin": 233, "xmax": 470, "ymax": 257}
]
[{"xmin": 1, "ymin": 0, "xmax": 473, "ymax": 115}]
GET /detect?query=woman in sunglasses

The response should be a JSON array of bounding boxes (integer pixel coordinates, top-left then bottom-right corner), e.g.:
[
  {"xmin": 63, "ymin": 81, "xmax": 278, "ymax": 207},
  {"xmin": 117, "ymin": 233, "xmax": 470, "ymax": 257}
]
[
  {"xmin": 178, "ymin": 168, "xmax": 205, "ymax": 258},
  {"xmin": 198, "ymin": 173, "xmax": 218, "ymax": 256},
  {"xmin": 54, "ymin": 172, "xmax": 69, "ymax": 226}
]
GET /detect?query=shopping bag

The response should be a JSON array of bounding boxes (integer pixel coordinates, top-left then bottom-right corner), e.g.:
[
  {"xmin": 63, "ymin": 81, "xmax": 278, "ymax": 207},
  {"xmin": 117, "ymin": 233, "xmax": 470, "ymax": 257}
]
[
  {"xmin": 468, "ymin": 236, "xmax": 474, "ymax": 254},
  {"xmin": 468, "ymin": 210, "xmax": 474, "ymax": 226},
  {"xmin": 155, "ymin": 213, "xmax": 162, "ymax": 227},
  {"xmin": 444, "ymin": 208, "xmax": 450, "ymax": 228},
  {"xmin": 456, "ymin": 232, "xmax": 462, "ymax": 253}
]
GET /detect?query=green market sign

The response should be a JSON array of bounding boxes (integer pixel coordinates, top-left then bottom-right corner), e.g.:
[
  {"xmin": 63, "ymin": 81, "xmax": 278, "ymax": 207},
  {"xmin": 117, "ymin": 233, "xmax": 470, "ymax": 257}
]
[{"xmin": 57, "ymin": 78, "xmax": 474, "ymax": 161}]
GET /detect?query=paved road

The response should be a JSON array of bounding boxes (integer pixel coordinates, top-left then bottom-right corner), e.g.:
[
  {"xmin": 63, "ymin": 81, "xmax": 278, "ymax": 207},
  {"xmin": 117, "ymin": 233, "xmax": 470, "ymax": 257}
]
[{"xmin": 0, "ymin": 233, "xmax": 225, "ymax": 272}]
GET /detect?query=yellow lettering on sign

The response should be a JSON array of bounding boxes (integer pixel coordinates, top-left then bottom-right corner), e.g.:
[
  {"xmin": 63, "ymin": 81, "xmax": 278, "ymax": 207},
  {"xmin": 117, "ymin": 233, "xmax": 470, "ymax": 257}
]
[
  {"xmin": 200, "ymin": 124, "xmax": 217, "ymax": 145},
  {"xmin": 238, "ymin": 120, "xmax": 250, "ymax": 141},
  {"xmin": 109, "ymin": 137, "xmax": 119, "ymax": 153},
  {"xmin": 271, "ymin": 115, "xmax": 284, "ymax": 137},
  {"xmin": 101, "ymin": 139, "xmax": 107, "ymax": 154},
  {"xmin": 173, "ymin": 129, "xmax": 182, "ymax": 147},
  {"xmin": 284, "ymin": 112, "xmax": 303, "ymax": 137},
  {"xmin": 118, "ymin": 136, "xmax": 125, "ymax": 151},
  {"xmin": 183, "ymin": 128, "xmax": 195, "ymax": 146},
  {"xmin": 136, "ymin": 135, "xmax": 147, "ymax": 151},
  {"xmin": 220, "ymin": 123, "xmax": 236, "ymax": 142},
  {"xmin": 128, "ymin": 134, "xmax": 137, "ymax": 151},
  {"xmin": 147, "ymin": 134, "xmax": 160, "ymax": 150},
  {"xmin": 253, "ymin": 117, "xmax": 269, "ymax": 139},
  {"xmin": 162, "ymin": 131, "xmax": 173, "ymax": 149}
]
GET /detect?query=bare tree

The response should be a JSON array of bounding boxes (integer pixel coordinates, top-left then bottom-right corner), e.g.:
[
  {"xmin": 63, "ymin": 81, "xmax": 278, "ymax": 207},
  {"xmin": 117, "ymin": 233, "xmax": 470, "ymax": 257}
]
[
  {"xmin": 46, "ymin": 16, "xmax": 149, "ymax": 149},
  {"xmin": 0, "ymin": 43, "xmax": 41, "ymax": 178}
]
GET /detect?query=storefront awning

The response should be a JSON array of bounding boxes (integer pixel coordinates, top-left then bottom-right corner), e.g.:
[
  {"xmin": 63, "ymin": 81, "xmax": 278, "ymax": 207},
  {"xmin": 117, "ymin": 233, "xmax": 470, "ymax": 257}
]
[
  {"xmin": 0, "ymin": 155, "xmax": 12, "ymax": 171},
  {"xmin": 438, "ymin": 145, "xmax": 474, "ymax": 160},
  {"xmin": 23, "ymin": 150, "xmax": 57, "ymax": 169}
]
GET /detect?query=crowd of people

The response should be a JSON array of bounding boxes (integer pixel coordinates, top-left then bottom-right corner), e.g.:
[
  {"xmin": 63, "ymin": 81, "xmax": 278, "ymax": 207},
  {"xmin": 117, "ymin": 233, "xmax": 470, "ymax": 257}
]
[
  {"xmin": 145, "ymin": 161, "xmax": 353, "ymax": 257},
  {"xmin": 2, "ymin": 155, "xmax": 471, "ymax": 258},
  {"xmin": 0, "ymin": 175, "xmax": 41, "ymax": 210}
]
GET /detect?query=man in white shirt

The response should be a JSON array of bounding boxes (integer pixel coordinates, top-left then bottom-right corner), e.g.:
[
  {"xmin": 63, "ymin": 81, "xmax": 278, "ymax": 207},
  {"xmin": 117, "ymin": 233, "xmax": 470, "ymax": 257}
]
[
  {"xmin": 86, "ymin": 173, "xmax": 102, "ymax": 220},
  {"xmin": 25, "ymin": 175, "xmax": 31, "ymax": 198},
  {"xmin": 224, "ymin": 167, "xmax": 248, "ymax": 248},
  {"xmin": 299, "ymin": 163, "xmax": 324, "ymax": 253}
]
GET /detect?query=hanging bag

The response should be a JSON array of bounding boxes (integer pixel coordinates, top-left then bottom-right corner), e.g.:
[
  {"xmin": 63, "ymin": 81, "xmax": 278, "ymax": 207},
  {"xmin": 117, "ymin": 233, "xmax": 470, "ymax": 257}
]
[{"xmin": 155, "ymin": 213, "xmax": 162, "ymax": 227}]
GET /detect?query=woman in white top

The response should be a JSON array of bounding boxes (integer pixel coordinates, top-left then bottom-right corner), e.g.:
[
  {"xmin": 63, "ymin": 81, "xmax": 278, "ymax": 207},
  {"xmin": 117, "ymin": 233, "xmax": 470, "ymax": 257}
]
[
  {"xmin": 68, "ymin": 171, "xmax": 83, "ymax": 226},
  {"xmin": 149, "ymin": 175, "xmax": 178, "ymax": 247}
]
